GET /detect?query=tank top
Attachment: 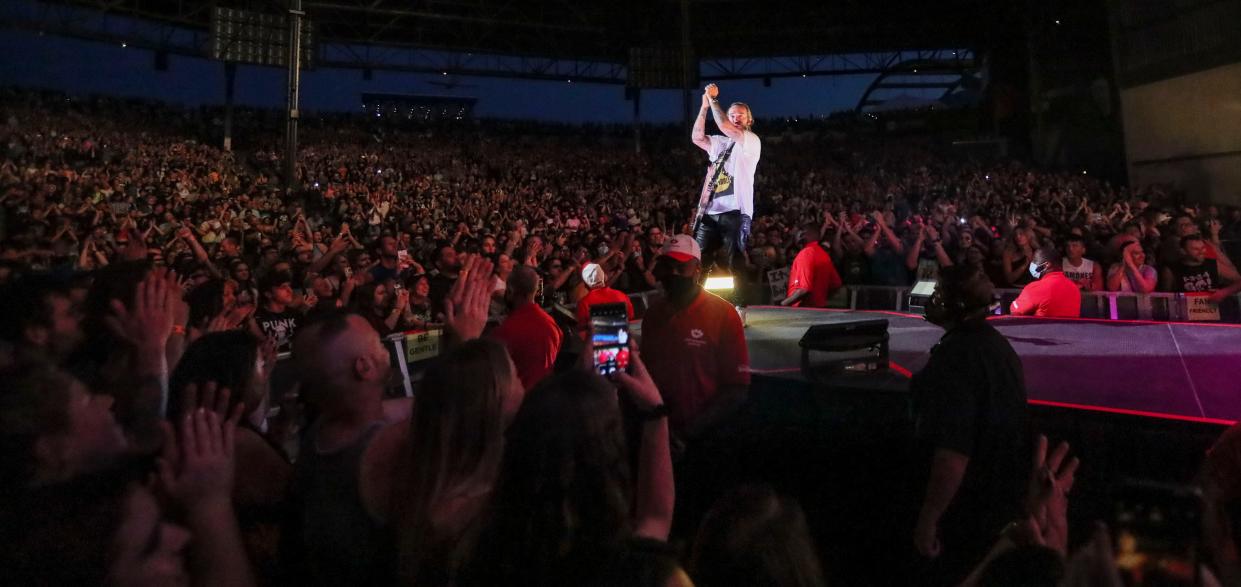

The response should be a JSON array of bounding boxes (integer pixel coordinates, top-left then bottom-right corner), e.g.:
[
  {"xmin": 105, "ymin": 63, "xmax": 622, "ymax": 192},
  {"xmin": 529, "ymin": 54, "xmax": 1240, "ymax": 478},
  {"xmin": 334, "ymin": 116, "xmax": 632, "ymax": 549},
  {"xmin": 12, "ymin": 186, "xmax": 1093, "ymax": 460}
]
[
  {"xmin": 1007, "ymin": 252, "xmax": 1033, "ymax": 286},
  {"xmin": 294, "ymin": 420, "xmax": 393, "ymax": 586},
  {"xmin": 1062, "ymin": 258, "xmax": 1096, "ymax": 289}
]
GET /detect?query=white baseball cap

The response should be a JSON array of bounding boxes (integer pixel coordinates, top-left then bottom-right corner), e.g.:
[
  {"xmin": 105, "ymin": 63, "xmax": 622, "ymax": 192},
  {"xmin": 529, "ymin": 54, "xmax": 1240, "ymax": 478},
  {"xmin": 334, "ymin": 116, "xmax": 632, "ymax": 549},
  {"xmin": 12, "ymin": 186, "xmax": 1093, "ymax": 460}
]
[
  {"xmin": 581, "ymin": 263, "xmax": 606, "ymax": 288},
  {"xmin": 659, "ymin": 234, "xmax": 702, "ymax": 262}
]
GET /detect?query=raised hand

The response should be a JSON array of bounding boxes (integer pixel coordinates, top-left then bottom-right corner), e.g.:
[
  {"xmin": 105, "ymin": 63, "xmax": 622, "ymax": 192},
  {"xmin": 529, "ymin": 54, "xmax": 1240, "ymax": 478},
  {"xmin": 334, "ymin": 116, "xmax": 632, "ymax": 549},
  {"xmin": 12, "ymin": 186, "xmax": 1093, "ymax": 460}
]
[
  {"xmin": 106, "ymin": 268, "xmax": 174, "ymax": 351},
  {"xmin": 158, "ymin": 384, "xmax": 243, "ymax": 511},
  {"xmin": 1023, "ymin": 434, "xmax": 1080, "ymax": 555},
  {"xmin": 329, "ymin": 235, "xmax": 349, "ymax": 252},
  {"xmin": 121, "ymin": 230, "xmax": 149, "ymax": 261},
  {"xmin": 207, "ymin": 303, "xmax": 254, "ymax": 333},
  {"xmin": 443, "ymin": 254, "xmax": 496, "ymax": 341},
  {"xmin": 174, "ymin": 381, "xmax": 235, "ymax": 421},
  {"xmin": 612, "ymin": 345, "xmax": 663, "ymax": 411},
  {"xmin": 165, "ymin": 270, "xmax": 189, "ymax": 333}
]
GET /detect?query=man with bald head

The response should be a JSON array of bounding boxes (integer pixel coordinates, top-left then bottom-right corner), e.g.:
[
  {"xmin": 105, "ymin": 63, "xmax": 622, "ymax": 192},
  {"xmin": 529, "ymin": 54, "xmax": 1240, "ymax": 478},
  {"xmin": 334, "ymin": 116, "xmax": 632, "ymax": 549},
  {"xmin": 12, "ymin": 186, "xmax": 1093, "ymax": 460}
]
[
  {"xmin": 1009, "ymin": 246, "xmax": 1081, "ymax": 318},
  {"xmin": 289, "ymin": 311, "xmax": 409, "ymax": 586},
  {"xmin": 491, "ymin": 265, "xmax": 562, "ymax": 390}
]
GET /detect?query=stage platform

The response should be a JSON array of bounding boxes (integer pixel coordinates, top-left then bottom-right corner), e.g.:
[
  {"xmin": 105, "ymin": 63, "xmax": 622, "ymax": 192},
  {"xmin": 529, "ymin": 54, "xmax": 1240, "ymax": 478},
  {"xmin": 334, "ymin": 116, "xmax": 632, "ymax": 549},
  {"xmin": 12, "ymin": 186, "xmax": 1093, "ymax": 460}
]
[{"xmin": 741, "ymin": 306, "xmax": 1241, "ymax": 425}]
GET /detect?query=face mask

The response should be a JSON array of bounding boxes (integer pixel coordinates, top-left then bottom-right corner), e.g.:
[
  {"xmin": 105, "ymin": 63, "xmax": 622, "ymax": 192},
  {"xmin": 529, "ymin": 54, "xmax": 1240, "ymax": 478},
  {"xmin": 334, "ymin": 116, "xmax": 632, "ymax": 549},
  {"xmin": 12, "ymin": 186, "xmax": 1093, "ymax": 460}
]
[
  {"xmin": 660, "ymin": 274, "xmax": 697, "ymax": 302},
  {"xmin": 1029, "ymin": 261, "xmax": 1046, "ymax": 280},
  {"xmin": 924, "ymin": 290, "xmax": 950, "ymax": 327}
]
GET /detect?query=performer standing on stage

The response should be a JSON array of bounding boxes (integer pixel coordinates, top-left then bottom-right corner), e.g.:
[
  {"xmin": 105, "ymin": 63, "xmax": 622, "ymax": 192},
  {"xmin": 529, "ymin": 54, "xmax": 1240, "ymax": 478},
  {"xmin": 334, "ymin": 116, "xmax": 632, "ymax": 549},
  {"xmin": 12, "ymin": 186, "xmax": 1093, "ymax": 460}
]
[{"xmin": 690, "ymin": 83, "xmax": 762, "ymax": 275}]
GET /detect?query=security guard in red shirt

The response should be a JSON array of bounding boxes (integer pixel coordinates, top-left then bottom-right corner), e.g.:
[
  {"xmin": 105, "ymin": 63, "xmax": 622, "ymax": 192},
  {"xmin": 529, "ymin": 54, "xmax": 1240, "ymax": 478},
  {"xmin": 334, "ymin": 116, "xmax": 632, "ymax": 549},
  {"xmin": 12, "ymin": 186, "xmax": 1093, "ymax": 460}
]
[{"xmin": 1009, "ymin": 246, "xmax": 1081, "ymax": 318}]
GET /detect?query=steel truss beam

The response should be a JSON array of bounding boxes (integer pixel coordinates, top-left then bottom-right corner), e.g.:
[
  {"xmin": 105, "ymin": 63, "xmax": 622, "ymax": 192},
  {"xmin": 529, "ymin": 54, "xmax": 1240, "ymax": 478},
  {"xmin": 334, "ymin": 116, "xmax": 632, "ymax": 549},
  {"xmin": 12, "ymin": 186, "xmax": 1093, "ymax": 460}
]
[
  {"xmin": 855, "ymin": 53, "xmax": 978, "ymax": 112},
  {"xmin": 700, "ymin": 49, "xmax": 974, "ymax": 81},
  {"xmin": 0, "ymin": 0, "xmax": 211, "ymax": 57},
  {"xmin": 318, "ymin": 42, "xmax": 628, "ymax": 83},
  {"xmin": 3, "ymin": 0, "xmax": 975, "ymax": 88}
]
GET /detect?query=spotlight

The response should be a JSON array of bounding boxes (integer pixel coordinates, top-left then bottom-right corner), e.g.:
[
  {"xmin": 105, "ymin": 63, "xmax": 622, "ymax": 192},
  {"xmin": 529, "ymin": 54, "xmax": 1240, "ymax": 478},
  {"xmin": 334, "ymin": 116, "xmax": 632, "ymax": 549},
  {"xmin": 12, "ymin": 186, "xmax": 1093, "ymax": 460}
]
[{"xmin": 704, "ymin": 274, "xmax": 734, "ymax": 292}]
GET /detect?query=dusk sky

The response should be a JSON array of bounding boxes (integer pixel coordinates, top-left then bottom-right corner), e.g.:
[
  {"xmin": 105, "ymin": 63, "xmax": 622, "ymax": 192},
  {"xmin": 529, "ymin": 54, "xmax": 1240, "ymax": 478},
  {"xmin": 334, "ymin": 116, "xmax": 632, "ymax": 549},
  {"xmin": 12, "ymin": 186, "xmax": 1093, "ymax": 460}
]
[{"xmin": 0, "ymin": 28, "xmax": 889, "ymax": 123}]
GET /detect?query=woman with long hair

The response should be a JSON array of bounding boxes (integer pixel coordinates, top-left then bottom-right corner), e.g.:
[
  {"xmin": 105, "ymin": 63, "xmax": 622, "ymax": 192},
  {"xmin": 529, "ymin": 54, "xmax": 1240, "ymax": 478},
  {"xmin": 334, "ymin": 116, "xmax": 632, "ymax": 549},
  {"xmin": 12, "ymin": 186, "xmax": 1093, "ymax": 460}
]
[
  {"xmin": 405, "ymin": 274, "xmax": 435, "ymax": 328},
  {"xmin": 169, "ymin": 331, "xmax": 291, "ymax": 583},
  {"xmin": 690, "ymin": 484, "xmax": 827, "ymax": 587},
  {"xmin": 467, "ymin": 349, "xmax": 681, "ymax": 586},
  {"xmin": 999, "ymin": 227, "xmax": 1039, "ymax": 287},
  {"xmin": 351, "ymin": 280, "xmax": 414, "ymax": 336},
  {"xmin": 388, "ymin": 338, "xmax": 522, "ymax": 586}
]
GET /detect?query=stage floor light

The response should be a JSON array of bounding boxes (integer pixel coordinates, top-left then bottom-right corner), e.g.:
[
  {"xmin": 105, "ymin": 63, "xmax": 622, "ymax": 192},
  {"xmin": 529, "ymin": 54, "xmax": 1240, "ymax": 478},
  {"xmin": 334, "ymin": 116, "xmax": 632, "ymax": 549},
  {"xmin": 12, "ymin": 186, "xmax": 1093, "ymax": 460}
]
[{"xmin": 704, "ymin": 274, "xmax": 735, "ymax": 292}]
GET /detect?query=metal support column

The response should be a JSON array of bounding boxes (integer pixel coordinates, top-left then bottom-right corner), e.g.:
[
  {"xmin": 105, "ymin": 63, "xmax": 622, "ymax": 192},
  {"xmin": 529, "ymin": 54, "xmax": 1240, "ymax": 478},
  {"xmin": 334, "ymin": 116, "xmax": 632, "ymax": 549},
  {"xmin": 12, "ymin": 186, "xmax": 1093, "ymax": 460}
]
[
  {"xmin": 633, "ymin": 87, "xmax": 642, "ymax": 154},
  {"xmin": 223, "ymin": 61, "xmax": 237, "ymax": 152},
  {"xmin": 284, "ymin": 0, "xmax": 304, "ymax": 195}
]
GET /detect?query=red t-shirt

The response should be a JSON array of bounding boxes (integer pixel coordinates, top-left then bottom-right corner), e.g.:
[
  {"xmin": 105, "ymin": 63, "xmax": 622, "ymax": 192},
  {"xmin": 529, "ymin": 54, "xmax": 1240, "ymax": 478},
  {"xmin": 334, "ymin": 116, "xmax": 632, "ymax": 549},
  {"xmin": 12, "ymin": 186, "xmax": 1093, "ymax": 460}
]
[
  {"xmin": 787, "ymin": 243, "xmax": 843, "ymax": 307},
  {"xmin": 576, "ymin": 287, "xmax": 635, "ymax": 339},
  {"xmin": 491, "ymin": 301, "xmax": 563, "ymax": 391},
  {"xmin": 1009, "ymin": 271, "xmax": 1081, "ymax": 318},
  {"xmin": 640, "ymin": 290, "xmax": 750, "ymax": 433}
]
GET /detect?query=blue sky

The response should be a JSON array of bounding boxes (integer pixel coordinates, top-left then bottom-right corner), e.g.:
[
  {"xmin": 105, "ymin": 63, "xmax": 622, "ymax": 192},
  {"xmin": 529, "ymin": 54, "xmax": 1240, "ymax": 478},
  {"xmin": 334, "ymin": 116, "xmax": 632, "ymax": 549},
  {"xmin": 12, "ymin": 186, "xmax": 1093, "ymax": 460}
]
[{"xmin": 0, "ymin": 29, "xmax": 888, "ymax": 123}]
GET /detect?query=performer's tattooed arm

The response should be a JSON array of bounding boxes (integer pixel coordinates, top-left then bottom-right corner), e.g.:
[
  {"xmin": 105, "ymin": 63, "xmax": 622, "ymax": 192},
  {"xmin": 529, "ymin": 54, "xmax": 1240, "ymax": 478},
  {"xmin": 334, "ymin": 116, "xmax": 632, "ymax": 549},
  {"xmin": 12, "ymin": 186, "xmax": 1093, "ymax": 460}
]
[
  {"xmin": 691, "ymin": 92, "xmax": 712, "ymax": 152},
  {"xmin": 709, "ymin": 99, "xmax": 745, "ymax": 141}
]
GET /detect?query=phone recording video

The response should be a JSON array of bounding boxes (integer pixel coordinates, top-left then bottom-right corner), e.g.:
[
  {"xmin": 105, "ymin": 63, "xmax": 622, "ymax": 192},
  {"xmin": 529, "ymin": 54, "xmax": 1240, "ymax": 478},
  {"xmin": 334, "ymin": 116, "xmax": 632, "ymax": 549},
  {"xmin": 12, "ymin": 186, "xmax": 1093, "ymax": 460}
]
[
  {"xmin": 590, "ymin": 302, "xmax": 631, "ymax": 376},
  {"xmin": 1111, "ymin": 480, "xmax": 1201, "ymax": 586}
]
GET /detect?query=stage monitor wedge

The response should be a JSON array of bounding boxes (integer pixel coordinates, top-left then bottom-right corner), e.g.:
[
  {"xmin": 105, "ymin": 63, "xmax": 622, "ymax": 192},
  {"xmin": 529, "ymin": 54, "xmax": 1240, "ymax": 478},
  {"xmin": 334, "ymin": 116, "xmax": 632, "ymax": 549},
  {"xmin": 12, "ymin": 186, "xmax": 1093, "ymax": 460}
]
[{"xmin": 799, "ymin": 318, "xmax": 890, "ymax": 382}]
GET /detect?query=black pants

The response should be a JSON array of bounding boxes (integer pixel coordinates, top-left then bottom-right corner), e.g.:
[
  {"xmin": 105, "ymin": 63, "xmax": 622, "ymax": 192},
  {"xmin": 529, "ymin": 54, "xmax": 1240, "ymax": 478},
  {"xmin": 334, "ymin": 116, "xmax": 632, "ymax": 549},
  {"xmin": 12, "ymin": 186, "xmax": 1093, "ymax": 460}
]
[{"xmin": 695, "ymin": 210, "xmax": 743, "ymax": 275}]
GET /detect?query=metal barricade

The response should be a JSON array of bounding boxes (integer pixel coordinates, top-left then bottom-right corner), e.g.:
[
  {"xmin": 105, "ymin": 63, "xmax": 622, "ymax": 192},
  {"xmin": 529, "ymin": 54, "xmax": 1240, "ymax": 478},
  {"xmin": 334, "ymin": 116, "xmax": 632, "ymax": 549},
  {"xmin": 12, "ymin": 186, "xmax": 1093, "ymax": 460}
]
[
  {"xmin": 836, "ymin": 285, "xmax": 1239, "ymax": 323},
  {"xmin": 622, "ymin": 284, "xmax": 1240, "ymax": 323}
]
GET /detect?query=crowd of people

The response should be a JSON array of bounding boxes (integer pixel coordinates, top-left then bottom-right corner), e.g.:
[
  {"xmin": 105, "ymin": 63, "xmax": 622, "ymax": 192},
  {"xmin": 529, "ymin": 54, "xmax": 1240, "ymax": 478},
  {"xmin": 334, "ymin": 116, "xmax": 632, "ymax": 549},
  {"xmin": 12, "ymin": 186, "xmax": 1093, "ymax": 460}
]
[{"xmin": 4, "ymin": 85, "xmax": 1241, "ymax": 585}]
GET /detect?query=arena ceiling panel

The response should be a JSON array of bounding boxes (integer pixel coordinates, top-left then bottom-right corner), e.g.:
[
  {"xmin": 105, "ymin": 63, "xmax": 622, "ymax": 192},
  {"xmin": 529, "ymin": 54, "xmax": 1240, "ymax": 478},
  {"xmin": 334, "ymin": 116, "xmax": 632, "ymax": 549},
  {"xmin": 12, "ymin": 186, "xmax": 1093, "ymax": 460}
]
[{"xmin": 48, "ymin": 0, "xmax": 1006, "ymax": 61}]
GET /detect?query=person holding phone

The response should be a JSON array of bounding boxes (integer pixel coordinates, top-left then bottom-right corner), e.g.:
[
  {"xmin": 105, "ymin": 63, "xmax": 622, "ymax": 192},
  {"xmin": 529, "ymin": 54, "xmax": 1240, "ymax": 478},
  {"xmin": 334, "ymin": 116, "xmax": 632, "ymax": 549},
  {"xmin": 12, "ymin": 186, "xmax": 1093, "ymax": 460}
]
[{"xmin": 576, "ymin": 263, "xmax": 634, "ymax": 341}]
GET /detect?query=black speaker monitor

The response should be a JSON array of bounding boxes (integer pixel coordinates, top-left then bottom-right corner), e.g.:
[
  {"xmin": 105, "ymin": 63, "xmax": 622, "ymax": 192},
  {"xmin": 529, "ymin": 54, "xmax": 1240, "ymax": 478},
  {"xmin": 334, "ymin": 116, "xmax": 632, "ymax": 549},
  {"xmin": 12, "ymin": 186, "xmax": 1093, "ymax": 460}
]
[{"xmin": 798, "ymin": 319, "xmax": 889, "ymax": 381}]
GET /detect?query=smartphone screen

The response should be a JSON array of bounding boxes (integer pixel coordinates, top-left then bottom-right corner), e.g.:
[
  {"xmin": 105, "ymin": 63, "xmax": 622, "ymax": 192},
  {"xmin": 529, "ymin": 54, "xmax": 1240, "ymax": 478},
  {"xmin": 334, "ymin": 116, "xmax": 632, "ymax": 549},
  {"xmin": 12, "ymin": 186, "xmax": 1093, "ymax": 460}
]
[
  {"xmin": 590, "ymin": 302, "xmax": 631, "ymax": 376},
  {"xmin": 1111, "ymin": 480, "xmax": 1200, "ymax": 586}
]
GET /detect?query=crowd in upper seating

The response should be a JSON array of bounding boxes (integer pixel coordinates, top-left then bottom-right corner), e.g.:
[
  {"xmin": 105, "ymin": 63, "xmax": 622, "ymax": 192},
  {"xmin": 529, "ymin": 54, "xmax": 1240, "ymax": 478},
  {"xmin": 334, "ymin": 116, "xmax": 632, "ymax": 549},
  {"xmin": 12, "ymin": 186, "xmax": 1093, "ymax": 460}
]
[
  {"xmin": 5, "ymin": 86, "xmax": 1241, "ymax": 586},
  {"xmin": 4, "ymin": 87, "xmax": 1241, "ymax": 308}
]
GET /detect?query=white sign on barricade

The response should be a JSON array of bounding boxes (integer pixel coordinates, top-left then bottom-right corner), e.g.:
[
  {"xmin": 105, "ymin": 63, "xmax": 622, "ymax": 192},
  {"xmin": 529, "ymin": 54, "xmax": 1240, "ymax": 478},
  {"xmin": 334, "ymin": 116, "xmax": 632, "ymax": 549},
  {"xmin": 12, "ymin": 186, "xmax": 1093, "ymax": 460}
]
[
  {"xmin": 768, "ymin": 267, "xmax": 790, "ymax": 302},
  {"xmin": 1186, "ymin": 293, "xmax": 1221, "ymax": 322},
  {"xmin": 405, "ymin": 329, "xmax": 444, "ymax": 363}
]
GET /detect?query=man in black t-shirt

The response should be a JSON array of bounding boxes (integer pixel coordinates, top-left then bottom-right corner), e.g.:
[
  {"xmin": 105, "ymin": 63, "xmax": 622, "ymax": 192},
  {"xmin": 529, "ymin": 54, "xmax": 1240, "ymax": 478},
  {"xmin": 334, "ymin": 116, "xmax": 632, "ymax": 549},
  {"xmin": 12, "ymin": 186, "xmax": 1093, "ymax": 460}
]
[
  {"xmin": 1162, "ymin": 235, "xmax": 1224, "ymax": 293},
  {"xmin": 912, "ymin": 264, "xmax": 1030, "ymax": 586},
  {"xmin": 254, "ymin": 270, "xmax": 310, "ymax": 353},
  {"xmin": 428, "ymin": 243, "xmax": 462, "ymax": 315}
]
